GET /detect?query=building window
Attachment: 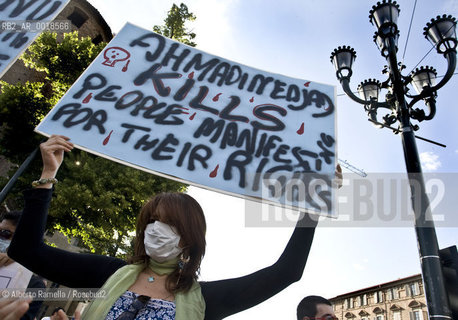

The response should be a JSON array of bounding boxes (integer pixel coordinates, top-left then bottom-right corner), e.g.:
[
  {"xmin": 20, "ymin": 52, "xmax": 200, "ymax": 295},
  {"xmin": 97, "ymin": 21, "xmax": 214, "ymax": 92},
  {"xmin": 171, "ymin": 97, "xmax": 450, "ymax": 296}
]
[
  {"xmin": 344, "ymin": 298, "xmax": 349, "ymax": 309},
  {"xmin": 374, "ymin": 291, "xmax": 383, "ymax": 303},
  {"xmin": 406, "ymin": 282, "xmax": 420, "ymax": 297},
  {"xmin": 393, "ymin": 311, "xmax": 401, "ymax": 320},
  {"xmin": 387, "ymin": 288, "xmax": 399, "ymax": 300},
  {"xmin": 376, "ymin": 315, "xmax": 384, "ymax": 320},
  {"xmin": 410, "ymin": 310, "xmax": 423, "ymax": 320},
  {"xmin": 67, "ymin": 7, "xmax": 88, "ymax": 28},
  {"xmin": 362, "ymin": 294, "xmax": 367, "ymax": 306}
]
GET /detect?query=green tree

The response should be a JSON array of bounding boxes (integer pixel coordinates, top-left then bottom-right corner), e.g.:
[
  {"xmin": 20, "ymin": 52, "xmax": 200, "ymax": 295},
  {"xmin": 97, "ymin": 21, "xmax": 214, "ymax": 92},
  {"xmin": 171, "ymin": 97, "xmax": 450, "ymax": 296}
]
[
  {"xmin": 153, "ymin": 3, "xmax": 197, "ymax": 47},
  {"xmin": 21, "ymin": 31, "xmax": 106, "ymax": 89},
  {"xmin": 0, "ymin": 81, "xmax": 51, "ymax": 162},
  {"xmin": 0, "ymin": 31, "xmax": 105, "ymax": 161},
  {"xmin": 0, "ymin": 32, "xmax": 106, "ymax": 213}
]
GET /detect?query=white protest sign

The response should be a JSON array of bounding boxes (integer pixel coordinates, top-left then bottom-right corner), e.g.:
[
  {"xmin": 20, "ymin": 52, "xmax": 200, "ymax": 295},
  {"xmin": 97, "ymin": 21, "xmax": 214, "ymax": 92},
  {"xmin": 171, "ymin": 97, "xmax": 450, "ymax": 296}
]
[
  {"xmin": 0, "ymin": 262, "xmax": 32, "ymax": 289},
  {"xmin": 0, "ymin": 0, "xmax": 70, "ymax": 77},
  {"xmin": 37, "ymin": 22, "xmax": 337, "ymax": 216}
]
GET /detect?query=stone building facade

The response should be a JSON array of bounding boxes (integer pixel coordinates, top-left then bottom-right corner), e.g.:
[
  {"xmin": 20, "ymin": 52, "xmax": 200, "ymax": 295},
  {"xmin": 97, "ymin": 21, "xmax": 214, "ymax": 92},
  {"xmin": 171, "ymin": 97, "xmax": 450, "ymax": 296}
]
[{"xmin": 330, "ymin": 274, "xmax": 427, "ymax": 320}]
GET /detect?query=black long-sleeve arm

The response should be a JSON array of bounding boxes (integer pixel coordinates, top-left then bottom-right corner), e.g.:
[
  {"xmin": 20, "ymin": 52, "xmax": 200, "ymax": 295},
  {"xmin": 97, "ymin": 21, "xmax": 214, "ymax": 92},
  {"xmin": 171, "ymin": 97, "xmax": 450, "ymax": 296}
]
[
  {"xmin": 200, "ymin": 216, "xmax": 316, "ymax": 320},
  {"xmin": 8, "ymin": 188, "xmax": 126, "ymax": 288}
]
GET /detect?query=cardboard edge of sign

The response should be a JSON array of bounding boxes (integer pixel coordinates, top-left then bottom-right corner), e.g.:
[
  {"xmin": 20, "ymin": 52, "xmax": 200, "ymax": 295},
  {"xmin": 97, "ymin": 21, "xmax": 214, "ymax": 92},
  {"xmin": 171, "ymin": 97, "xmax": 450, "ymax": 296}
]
[{"xmin": 35, "ymin": 130, "xmax": 339, "ymax": 219}]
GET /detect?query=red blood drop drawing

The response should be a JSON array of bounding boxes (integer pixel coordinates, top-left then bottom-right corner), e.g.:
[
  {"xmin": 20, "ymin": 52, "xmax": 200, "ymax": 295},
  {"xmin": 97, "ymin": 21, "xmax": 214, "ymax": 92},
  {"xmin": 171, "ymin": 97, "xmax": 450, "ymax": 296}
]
[
  {"xmin": 297, "ymin": 122, "xmax": 305, "ymax": 135},
  {"xmin": 122, "ymin": 60, "xmax": 130, "ymax": 72},
  {"xmin": 83, "ymin": 93, "xmax": 92, "ymax": 104},
  {"xmin": 188, "ymin": 72, "xmax": 194, "ymax": 79},
  {"xmin": 249, "ymin": 97, "xmax": 254, "ymax": 103},
  {"xmin": 212, "ymin": 93, "xmax": 222, "ymax": 101},
  {"xmin": 103, "ymin": 130, "xmax": 113, "ymax": 145},
  {"xmin": 304, "ymin": 81, "xmax": 311, "ymax": 87},
  {"xmin": 209, "ymin": 165, "xmax": 219, "ymax": 178},
  {"xmin": 189, "ymin": 112, "xmax": 196, "ymax": 120}
]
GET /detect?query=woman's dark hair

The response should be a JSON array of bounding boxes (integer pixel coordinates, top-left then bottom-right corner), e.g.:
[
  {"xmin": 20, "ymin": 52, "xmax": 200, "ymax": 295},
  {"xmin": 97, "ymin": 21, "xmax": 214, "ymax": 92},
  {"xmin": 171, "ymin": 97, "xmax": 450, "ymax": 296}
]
[
  {"xmin": 129, "ymin": 192, "xmax": 206, "ymax": 293},
  {"xmin": 297, "ymin": 295, "xmax": 332, "ymax": 319}
]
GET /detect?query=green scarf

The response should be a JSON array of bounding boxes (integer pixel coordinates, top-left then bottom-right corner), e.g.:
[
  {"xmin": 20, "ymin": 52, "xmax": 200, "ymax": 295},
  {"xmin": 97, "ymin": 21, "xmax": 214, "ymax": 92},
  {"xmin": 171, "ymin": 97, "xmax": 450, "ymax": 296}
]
[{"xmin": 81, "ymin": 258, "xmax": 205, "ymax": 320}]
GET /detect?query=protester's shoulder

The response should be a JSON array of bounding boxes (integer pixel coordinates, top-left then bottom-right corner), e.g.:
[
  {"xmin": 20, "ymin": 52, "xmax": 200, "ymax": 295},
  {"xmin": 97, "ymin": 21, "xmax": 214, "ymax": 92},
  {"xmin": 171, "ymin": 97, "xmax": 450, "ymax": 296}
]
[{"xmin": 104, "ymin": 256, "xmax": 128, "ymax": 275}]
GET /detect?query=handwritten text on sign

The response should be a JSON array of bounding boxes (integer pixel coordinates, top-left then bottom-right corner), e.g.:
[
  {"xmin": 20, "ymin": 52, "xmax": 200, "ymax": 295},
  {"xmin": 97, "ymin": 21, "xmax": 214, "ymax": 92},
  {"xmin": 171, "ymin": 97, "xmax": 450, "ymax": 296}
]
[
  {"xmin": 37, "ymin": 23, "xmax": 337, "ymax": 215},
  {"xmin": 0, "ymin": 0, "xmax": 70, "ymax": 77}
]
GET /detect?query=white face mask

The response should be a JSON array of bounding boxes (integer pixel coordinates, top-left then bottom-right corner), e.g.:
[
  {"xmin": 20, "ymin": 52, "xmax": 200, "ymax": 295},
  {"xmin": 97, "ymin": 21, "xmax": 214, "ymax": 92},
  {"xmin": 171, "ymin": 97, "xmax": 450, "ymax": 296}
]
[
  {"xmin": 0, "ymin": 238, "xmax": 11, "ymax": 253},
  {"xmin": 144, "ymin": 221, "xmax": 182, "ymax": 262}
]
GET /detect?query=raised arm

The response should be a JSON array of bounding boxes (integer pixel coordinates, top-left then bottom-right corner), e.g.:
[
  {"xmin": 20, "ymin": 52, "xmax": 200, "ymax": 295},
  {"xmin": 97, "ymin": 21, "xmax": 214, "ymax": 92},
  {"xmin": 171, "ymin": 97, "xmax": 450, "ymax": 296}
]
[
  {"xmin": 8, "ymin": 136, "xmax": 126, "ymax": 288},
  {"xmin": 201, "ymin": 165, "xmax": 342, "ymax": 319},
  {"xmin": 200, "ymin": 213, "xmax": 318, "ymax": 320}
]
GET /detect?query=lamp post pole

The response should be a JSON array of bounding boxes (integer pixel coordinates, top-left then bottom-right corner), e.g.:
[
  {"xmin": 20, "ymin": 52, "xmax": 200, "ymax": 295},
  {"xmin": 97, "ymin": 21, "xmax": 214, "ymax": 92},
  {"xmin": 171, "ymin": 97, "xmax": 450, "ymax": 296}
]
[
  {"xmin": 389, "ymin": 39, "xmax": 451, "ymax": 320},
  {"xmin": 330, "ymin": 1, "xmax": 457, "ymax": 319}
]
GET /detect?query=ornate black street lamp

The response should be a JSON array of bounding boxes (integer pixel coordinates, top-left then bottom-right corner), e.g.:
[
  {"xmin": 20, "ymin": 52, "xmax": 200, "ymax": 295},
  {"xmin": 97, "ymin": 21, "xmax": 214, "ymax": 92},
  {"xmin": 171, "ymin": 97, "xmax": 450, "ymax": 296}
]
[{"xmin": 330, "ymin": 1, "xmax": 456, "ymax": 319}]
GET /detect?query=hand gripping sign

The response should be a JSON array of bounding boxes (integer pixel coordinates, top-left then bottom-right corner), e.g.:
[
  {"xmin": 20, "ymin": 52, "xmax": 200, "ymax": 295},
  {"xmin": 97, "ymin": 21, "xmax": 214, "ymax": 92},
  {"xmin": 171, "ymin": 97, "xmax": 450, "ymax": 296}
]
[{"xmin": 36, "ymin": 23, "xmax": 337, "ymax": 216}]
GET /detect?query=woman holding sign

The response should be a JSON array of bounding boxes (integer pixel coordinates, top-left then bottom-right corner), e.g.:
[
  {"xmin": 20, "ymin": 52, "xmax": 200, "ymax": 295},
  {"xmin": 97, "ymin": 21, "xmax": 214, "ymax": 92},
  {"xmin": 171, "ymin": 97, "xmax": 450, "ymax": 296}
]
[{"xmin": 9, "ymin": 135, "xmax": 334, "ymax": 320}]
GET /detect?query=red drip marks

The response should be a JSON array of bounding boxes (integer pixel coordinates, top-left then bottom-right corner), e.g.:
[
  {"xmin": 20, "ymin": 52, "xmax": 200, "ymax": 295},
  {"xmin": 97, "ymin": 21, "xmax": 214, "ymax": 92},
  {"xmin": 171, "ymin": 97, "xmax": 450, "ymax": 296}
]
[
  {"xmin": 304, "ymin": 81, "xmax": 311, "ymax": 87},
  {"xmin": 209, "ymin": 164, "xmax": 219, "ymax": 178},
  {"xmin": 212, "ymin": 93, "xmax": 222, "ymax": 101},
  {"xmin": 82, "ymin": 93, "xmax": 92, "ymax": 104},
  {"xmin": 122, "ymin": 60, "xmax": 130, "ymax": 72},
  {"xmin": 103, "ymin": 130, "xmax": 113, "ymax": 145},
  {"xmin": 189, "ymin": 112, "xmax": 196, "ymax": 120},
  {"xmin": 249, "ymin": 97, "xmax": 254, "ymax": 103},
  {"xmin": 297, "ymin": 122, "xmax": 305, "ymax": 135},
  {"xmin": 188, "ymin": 72, "xmax": 194, "ymax": 79}
]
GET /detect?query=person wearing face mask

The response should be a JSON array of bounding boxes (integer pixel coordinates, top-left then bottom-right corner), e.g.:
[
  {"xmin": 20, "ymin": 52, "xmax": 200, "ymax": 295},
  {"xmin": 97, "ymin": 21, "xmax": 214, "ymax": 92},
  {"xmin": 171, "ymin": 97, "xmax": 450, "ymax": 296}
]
[
  {"xmin": 9, "ymin": 135, "xmax": 336, "ymax": 320},
  {"xmin": 0, "ymin": 211, "xmax": 46, "ymax": 320},
  {"xmin": 0, "ymin": 211, "xmax": 20, "ymax": 260}
]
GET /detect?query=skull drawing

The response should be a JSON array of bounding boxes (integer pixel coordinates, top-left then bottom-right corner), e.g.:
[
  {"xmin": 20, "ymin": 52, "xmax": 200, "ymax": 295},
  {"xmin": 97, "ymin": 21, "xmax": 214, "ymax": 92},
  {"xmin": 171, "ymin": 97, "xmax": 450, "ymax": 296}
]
[{"xmin": 102, "ymin": 47, "xmax": 131, "ymax": 67}]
